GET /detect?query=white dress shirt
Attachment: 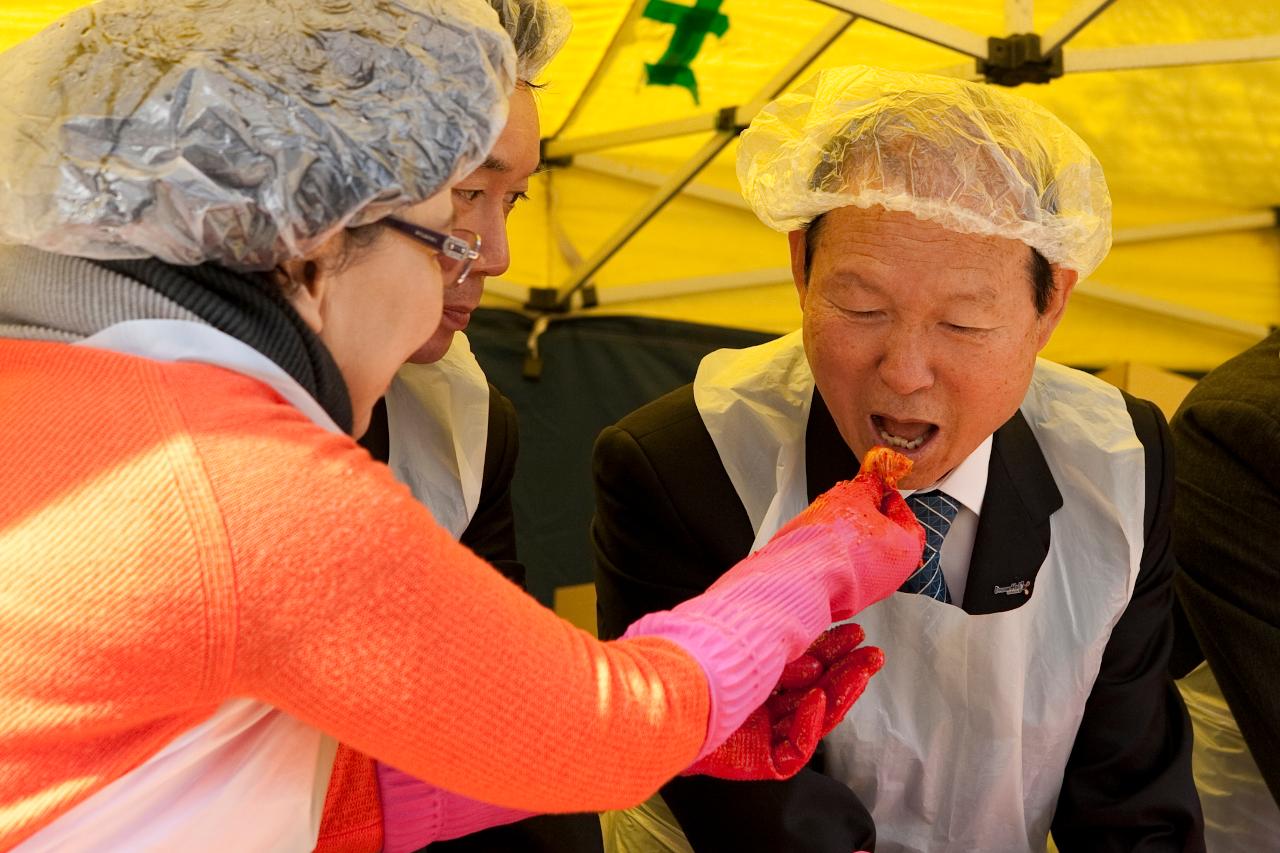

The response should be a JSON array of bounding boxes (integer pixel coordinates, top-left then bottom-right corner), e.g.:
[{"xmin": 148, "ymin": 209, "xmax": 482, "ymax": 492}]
[{"xmin": 900, "ymin": 435, "xmax": 993, "ymax": 604}]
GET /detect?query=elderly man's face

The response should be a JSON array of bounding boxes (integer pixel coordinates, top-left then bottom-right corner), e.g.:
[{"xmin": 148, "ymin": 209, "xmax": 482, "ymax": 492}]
[{"xmin": 790, "ymin": 205, "xmax": 1074, "ymax": 489}]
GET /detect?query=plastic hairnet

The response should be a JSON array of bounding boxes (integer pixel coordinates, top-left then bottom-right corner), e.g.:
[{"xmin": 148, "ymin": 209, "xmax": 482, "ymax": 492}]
[
  {"xmin": 488, "ymin": 0, "xmax": 572, "ymax": 82},
  {"xmin": 0, "ymin": 0, "xmax": 515, "ymax": 271},
  {"xmin": 738, "ymin": 66, "xmax": 1111, "ymax": 277}
]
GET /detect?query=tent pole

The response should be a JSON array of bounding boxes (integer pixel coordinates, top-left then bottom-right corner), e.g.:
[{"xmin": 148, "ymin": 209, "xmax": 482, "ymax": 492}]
[
  {"xmin": 548, "ymin": 129, "xmax": 737, "ymax": 312},
  {"xmin": 1065, "ymin": 35, "xmax": 1280, "ymax": 73},
  {"xmin": 1114, "ymin": 211, "xmax": 1280, "ymax": 245},
  {"xmin": 573, "ymin": 154, "xmax": 753, "ymax": 212},
  {"xmin": 1076, "ymin": 281, "xmax": 1271, "ymax": 341},
  {"xmin": 1004, "ymin": 0, "xmax": 1034, "ymax": 35},
  {"xmin": 546, "ymin": 15, "xmax": 855, "ymax": 312},
  {"xmin": 546, "ymin": 14, "xmax": 855, "ymax": 160},
  {"xmin": 1041, "ymin": 0, "xmax": 1118, "ymax": 56},
  {"xmin": 806, "ymin": 0, "xmax": 988, "ymax": 59},
  {"xmin": 740, "ymin": 14, "xmax": 855, "ymax": 117},
  {"xmin": 550, "ymin": 0, "xmax": 650, "ymax": 139},
  {"xmin": 576, "ymin": 203, "xmax": 1280, "ymax": 305},
  {"xmin": 588, "ymin": 268, "xmax": 793, "ymax": 305},
  {"xmin": 568, "ymin": 267, "xmax": 1273, "ymax": 345},
  {"xmin": 545, "ymin": 113, "xmax": 723, "ymax": 160}
]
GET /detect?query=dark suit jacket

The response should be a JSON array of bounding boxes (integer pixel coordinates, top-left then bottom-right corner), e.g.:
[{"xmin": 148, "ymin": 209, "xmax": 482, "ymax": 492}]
[
  {"xmin": 362, "ymin": 385, "xmax": 605, "ymax": 853},
  {"xmin": 1170, "ymin": 330, "xmax": 1280, "ymax": 805},
  {"xmin": 593, "ymin": 384, "xmax": 1203, "ymax": 853}
]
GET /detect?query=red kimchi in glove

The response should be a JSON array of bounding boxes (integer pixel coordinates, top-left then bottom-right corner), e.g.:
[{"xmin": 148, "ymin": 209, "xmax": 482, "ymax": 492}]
[
  {"xmin": 624, "ymin": 446, "xmax": 921, "ymax": 774},
  {"xmin": 684, "ymin": 622, "xmax": 882, "ymax": 780},
  {"xmin": 679, "ymin": 446, "xmax": 917, "ymax": 780}
]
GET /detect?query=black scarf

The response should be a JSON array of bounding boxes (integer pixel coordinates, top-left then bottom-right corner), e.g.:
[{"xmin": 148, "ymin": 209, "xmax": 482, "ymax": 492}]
[{"xmin": 91, "ymin": 257, "xmax": 354, "ymax": 433}]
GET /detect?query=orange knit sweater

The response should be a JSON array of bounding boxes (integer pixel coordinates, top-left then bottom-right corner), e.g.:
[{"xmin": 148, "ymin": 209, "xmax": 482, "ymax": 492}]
[{"xmin": 0, "ymin": 339, "xmax": 709, "ymax": 849}]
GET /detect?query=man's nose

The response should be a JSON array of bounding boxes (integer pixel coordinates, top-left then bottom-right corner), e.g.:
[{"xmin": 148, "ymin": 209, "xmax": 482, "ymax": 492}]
[
  {"xmin": 876, "ymin": 328, "xmax": 934, "ymax": 396},
  {"xmin": 471, "ymin": 206, "xmax": 511, "ymax": 278}
]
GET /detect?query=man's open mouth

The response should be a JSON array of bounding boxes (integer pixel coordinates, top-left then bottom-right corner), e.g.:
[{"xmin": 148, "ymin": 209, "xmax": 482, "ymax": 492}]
[{"xmin": 871, "ymin": 414, "xmax": 938, "ymax": 451}]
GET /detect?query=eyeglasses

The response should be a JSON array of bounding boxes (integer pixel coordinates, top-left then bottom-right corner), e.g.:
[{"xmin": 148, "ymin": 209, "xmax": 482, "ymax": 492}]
[{"xmin": 383, "ymin": 218, "xmax": 482, "ymax": 287}]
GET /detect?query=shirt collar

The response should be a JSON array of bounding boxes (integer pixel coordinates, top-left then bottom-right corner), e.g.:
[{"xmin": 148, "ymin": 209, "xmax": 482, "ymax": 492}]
[{"xmin": 900, "ymin": 434, "xmax": 993, "ymax": 517}]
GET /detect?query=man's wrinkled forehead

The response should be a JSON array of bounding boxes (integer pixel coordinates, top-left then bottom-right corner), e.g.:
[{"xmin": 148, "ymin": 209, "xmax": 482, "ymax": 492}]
[{"xmin": 804, "ymin": 203, "xmax": 1038, "ymax": 294}]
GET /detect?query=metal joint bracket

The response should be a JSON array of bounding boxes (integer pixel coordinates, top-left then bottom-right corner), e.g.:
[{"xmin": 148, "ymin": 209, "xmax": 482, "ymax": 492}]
[
  {"xmin": 538, "ymin": 140, "xmax": 574, "ymax": 170},
  {"xmin": 522, "ymin": 314, "xmax": 552, "ymax": 382},
  {"xmin": 540, "ymin": 155, "xmax": 574, "ymax": 171},
  {"xmin": 715, "ymin": 105, "xmax": 747, "ymax": 135},
  {"xmin": 525, "ymin": 287, "xmax": 568, "ymax": 313},
  {"xmin": 979, "ymin": 33, "xmax": 1064, "ymax": 86}
]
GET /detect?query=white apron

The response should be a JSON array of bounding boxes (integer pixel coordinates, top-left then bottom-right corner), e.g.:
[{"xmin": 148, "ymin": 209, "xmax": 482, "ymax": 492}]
[
  {"xmin": 19, "ymin": 320, "xmax": 344, "ymax": 852},
  {"xmin": 1179, "ymin": 663, "xmax": 1280, "ymax": 851},
  {"xmin": 382, "ymin": 332, "xmax": 489, "ymax": 538},
  {"xmin": 694, "ymin": 331, "xmax": 1146, "ymax": 853}
]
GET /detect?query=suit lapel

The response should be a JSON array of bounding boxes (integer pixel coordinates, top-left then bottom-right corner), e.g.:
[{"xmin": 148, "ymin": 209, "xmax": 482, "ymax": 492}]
[
  {"xmin": 804, "ymin": 393, "xmax": 1062, "ymax": 615},
  {"xmin": 805, "ymin": 390, "xmax": 860, "ymax": 501},
  {"xmin": 963, "ymin": 411, "xmax": 1062, "ymax": 614}
]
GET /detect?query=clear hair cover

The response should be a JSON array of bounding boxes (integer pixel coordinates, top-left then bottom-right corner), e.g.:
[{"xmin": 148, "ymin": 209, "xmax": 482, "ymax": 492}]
[
  {"xmin": 0, "ymin": 0, "xmax": 516, "ymax": 270},
  {"xmin": 738, "ymin": 65, "xmax": 1112, "ymax": 277}
]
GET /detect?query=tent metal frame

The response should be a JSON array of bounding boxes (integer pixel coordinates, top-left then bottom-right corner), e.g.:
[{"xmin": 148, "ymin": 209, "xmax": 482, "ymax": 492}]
[
  {"xmin": 487, "ymin": 265, "xmax": 1272, "ymax": 343},
  {"xmin": 1114, "ymin": 210, "xmax": 1280, "ymax": 245},
  {"xmin": 1073, "ymin": 281, "xmax": 1271, "ymax": 341},
  {"xmin": 1041, "ymin": 0, "xmax": 1117, "ymax": 56},
  {"xmin": 808, "ymin": 0, "xmax": 986, "ymax": 57},
  {"xmin": 519, "ymin": 0, "xmax": 1278, "ymax": 344},
  {"xmin": 1005, "ymin": 0, "xmax": 1035, "ymax": 36},
  {"xmin": 1066, "ymin": 34, "xmax": 1280, "ymax": 73},
  {"xmin": 571, "ymin": 153, "xmax": 752, "ymax": 211},
  {"xmin": 532, "ymin": 12, "xmax": 855, "ymax": 312},
  {"xmin": 545, "ymin": 111, "xmax": 730, "ymax": 160},
  {"xmin": 554, "ymin": 1, "xmax": 652, "ymax": 136}
]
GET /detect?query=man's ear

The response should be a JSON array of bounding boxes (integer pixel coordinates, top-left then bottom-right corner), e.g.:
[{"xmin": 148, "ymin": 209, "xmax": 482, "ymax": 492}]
[
  {"xmin": 788, "ymin": 229, "xmax": 809, "ymax": 307},
  {"xmin": 1036, "ymin": 264, "xmax": 1078, "ymax": 350}
]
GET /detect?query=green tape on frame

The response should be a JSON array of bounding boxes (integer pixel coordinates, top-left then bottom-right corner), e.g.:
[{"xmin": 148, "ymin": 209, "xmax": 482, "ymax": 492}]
[{"xmin": 642, "ymin": 0, "xmax": 729, "ymax": 104}]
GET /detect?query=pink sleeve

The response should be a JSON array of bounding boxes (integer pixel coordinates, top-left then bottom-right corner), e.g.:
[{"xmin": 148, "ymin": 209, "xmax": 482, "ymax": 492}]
[{"xmin": 376, "ymin": 762, "xmax": 535, "ymax": 852}]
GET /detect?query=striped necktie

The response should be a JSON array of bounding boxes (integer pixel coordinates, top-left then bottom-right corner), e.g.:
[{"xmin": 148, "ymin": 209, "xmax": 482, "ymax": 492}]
[{"xmin": 900, "ymin": 490, "xmax": 960, "ymax": 603}]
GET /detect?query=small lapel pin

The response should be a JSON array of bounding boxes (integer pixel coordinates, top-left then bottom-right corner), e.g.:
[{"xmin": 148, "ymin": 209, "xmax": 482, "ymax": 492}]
[{"xmin": 994, "ymin": 580, "xmax": 1031, "ymax": 596}]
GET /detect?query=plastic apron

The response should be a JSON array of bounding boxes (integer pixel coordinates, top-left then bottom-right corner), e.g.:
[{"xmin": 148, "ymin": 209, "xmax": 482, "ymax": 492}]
[
  {"xmin": 382, "ymin": 332, "xmax": 489, "ymax": 538},
  {"xmin": 1179, "ymin": 663, "xmax": 1280, "ymax": 851},
  {"xmin": 695, "ymin": 331, "xmax": 1145, "ymax": 853},
  {"xmin": 600, "ymin": 795, "xmax": 694, "ymax": 853},
  {"xmin": 19, "ymin": 320, "xmax": 343, "ymax": 852}
]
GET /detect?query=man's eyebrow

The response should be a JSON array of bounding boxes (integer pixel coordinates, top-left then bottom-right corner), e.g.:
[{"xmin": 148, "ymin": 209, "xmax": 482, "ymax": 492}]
[
  {"xmin": 824, "ymin": 265, "xmax": 873, "ymax": 289},
  {"xmin": 826, "ymin": 264, "xmax": 1000, "ymax": 304},
  {"xmin": 481, "ymin": 156, "xmax": 511, "ymax": 173}
]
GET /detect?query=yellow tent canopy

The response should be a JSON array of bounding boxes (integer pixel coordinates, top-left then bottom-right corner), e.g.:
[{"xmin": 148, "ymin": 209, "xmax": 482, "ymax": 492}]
[
  {"xmin": 498, "ymin": 0, "xmax": 1280, "ymax": 372},
  {"xmin": 3, "ymin": 0, "xmax": 1278, "ymax": 371}
]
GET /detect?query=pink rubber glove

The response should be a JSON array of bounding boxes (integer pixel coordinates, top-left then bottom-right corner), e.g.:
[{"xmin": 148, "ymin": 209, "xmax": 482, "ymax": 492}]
[
  {"xmin": 684, "ymin": 622, "xmax": 884, "ymax": 780},
  {"xmin": 683, "ymin": 623, "xmax": 883, "ymax": 780},
  {"xmin": 624, "ymin": 447, "xmax": 923, "ymax": 761}
]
